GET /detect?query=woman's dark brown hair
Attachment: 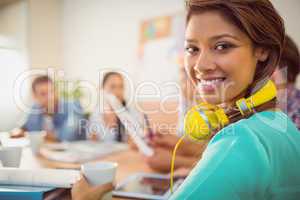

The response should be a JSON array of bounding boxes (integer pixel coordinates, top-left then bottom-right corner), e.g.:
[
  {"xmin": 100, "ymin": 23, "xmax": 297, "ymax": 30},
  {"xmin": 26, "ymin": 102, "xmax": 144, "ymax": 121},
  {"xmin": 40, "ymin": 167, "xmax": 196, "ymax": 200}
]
[
  {"xmin": 279, "ymin": 35, "xmax": 300, "ymax": 84},
  {"xmin": 102, "ymin": 72, "xmax": 123, "ymax": 88},
  {"xmin": 185, "ymin": 0, "xmax": 285, "ymax": 124}
]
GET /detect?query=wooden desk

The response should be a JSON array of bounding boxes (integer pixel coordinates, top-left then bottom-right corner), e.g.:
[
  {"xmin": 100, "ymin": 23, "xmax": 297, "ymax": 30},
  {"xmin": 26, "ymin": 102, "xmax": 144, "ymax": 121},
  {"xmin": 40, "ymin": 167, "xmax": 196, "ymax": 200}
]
[{"xmin": 21, "ymin": 147, "xmax": 155, "ymax": 199}]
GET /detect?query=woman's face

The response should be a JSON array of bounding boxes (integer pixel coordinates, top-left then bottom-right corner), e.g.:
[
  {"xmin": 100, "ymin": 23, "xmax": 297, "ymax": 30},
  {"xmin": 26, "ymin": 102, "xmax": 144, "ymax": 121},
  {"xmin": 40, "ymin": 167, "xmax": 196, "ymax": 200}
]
[
  {"xmin": 103, "ymin": 75, "xmax": 125, "ymax": 102},
  {"xmin": 185, "ymin": 11, "xmax": 267, "ymax": 105}
]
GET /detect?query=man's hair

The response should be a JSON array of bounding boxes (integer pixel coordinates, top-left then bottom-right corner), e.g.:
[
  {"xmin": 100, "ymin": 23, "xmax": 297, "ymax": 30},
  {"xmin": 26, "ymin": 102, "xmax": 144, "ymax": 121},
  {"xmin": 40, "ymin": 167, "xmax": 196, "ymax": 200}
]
[{"xmin": 32, "ymin": 75, "xmax": 53, "ymax": 92}]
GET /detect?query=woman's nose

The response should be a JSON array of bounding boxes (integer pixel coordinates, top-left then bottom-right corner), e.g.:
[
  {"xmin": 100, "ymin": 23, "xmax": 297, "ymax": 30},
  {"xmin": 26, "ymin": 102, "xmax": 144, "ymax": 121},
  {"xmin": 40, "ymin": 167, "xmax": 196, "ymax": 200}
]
[{"xmin": 194, "ymin": 51, "xmax": 216, "ymax": 74}]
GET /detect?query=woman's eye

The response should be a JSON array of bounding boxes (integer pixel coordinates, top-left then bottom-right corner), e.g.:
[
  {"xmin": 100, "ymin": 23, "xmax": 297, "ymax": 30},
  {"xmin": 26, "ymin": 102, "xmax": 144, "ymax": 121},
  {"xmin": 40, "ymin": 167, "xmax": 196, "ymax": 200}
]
[
  {"xmin": 185, "ymin": 46, "xmax": 199, "ymax": 55},
  {"xmin": 215, "ymin": 43, "xmax": 234, "ymax": 51}
]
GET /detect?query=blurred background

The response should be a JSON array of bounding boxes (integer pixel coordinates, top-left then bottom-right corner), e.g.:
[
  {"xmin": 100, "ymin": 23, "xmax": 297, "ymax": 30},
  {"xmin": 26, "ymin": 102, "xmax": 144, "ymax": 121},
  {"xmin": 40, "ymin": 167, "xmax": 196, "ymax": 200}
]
[{"xmin": 0, "ymin": 0, "xmax": 299, "ymax": 131}]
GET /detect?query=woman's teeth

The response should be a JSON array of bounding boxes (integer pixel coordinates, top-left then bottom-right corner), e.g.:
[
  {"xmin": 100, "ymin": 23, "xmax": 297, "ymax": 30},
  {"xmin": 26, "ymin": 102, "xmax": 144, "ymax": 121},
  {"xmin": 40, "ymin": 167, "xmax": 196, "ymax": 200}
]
[
  {"xmin": 196, "ymin": 78, "xmax": 226, "ymax": 93},
  {"xmin": 199, "ymin": 78, "xmax": 225, "ymax": 85}
]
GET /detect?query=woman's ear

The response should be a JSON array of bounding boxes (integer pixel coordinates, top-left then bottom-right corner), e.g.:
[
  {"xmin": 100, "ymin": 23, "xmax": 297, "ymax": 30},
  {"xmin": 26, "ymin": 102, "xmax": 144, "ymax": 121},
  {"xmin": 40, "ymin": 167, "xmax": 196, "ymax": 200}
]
[{"xmin": 255, "ymin": 47, "xmax": 269, "ymax": 62}]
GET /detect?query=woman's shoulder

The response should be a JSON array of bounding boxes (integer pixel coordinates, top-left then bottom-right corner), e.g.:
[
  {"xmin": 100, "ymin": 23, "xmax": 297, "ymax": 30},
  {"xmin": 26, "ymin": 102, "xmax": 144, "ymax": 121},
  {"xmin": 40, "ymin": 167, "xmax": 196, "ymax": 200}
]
[
  {"xmin": 225, "ymin": 110, "xmax": 296, "ymax": 133},
  {"xmin": 240, "ymin": 110, "xmax": 299, "ymax": 135},
  {"xmin": 210, "ymin": 110, "xmax": 299, "ymax": 148}
]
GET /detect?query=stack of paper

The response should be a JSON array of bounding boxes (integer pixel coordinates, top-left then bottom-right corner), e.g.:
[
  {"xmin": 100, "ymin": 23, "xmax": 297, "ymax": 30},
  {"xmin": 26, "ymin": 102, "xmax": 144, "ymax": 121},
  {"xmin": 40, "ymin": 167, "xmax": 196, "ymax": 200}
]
[{"xmin": 0, "ymin": 168, "xmax": 80, "ymax": 188}]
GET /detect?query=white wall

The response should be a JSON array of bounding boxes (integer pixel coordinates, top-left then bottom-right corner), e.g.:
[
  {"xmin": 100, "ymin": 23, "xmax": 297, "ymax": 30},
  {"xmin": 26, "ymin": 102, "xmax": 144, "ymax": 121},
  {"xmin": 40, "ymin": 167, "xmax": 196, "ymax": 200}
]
[
  {"xmin": 0, "ymin": 0, "xmax": 27, "ymax": 49},
  {"xmin": 0, "ymin": 0, "xmax": 29, "ymax": 131},
  {"xmin": 272, "ymin": 0, "xmax": 300, "ymax": 46},
  {"xmin": 27, "ymin": 0, "xmax": 62, "ymax": 69},
  {"xmin": 62, "ymin": 0, "xmax": 184, "ymax": 86}
]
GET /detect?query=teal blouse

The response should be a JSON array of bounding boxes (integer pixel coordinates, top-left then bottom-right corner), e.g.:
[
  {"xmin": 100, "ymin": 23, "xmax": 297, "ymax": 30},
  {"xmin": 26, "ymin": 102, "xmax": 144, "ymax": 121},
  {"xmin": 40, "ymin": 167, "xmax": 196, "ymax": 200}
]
[{"xmin": 171, "ymin": 111, "xmax": 300, "ymax": 200}]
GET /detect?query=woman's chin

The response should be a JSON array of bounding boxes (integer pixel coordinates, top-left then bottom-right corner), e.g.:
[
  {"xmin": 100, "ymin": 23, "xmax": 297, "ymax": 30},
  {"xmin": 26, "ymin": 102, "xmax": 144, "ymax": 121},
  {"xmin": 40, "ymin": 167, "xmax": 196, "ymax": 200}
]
[{"xmin": 199, "ymin": 94, "xmax": 223, "ymax": 105}]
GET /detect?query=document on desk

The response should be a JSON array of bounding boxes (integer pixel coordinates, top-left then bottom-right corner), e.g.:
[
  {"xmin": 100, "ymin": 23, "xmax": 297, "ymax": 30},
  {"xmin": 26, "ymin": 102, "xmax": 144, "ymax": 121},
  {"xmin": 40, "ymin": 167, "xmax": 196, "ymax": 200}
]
[
  {"xmin": 104, "ymin": 93, "xmax": 154, "ymax": 157},
  {"xmin": 40, "ymin": 141, "xmax": 129, "ymax": 163},
  {"xmin": 0, "ymin": 168, "xmax": 80, "ymax": 188}
]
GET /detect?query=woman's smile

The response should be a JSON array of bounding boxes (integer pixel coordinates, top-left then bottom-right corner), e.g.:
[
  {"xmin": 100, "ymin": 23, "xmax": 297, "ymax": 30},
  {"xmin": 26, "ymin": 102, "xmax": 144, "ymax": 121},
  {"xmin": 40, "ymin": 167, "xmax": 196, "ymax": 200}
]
[{"xmin": 195, "ymin": 75, "xmax": 227, "ymax": 93}]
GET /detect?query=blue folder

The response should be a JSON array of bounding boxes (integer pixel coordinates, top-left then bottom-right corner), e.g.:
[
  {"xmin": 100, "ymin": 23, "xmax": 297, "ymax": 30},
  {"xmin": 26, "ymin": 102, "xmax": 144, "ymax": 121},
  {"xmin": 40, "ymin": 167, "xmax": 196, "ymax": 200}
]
[{"xmin": 0, "ymin": 185, "xmax": 54, "ymax": 200}]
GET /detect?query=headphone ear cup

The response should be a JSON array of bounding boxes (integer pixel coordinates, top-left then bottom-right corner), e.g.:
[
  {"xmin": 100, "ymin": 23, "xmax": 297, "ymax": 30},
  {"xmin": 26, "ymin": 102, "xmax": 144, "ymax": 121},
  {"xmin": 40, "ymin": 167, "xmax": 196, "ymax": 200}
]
[
  {"xmin": 184, "ymin": 103, "xmax": 229, "ymax": 141},
  {"xmin": 184, "ymin": 107, "xmax": 211, "ymax": 141}
]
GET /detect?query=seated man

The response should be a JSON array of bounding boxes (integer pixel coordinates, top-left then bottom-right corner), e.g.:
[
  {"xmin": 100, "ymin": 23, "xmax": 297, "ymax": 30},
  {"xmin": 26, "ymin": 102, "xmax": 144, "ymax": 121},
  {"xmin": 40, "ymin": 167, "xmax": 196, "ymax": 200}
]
[{"xmin": 11, "ymin": 75, "xmax": 86, "ymax": 142}]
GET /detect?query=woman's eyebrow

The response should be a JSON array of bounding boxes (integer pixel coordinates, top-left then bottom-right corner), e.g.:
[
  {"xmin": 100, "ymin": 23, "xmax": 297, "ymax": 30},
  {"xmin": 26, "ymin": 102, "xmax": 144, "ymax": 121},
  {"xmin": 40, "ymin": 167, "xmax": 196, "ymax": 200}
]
[
  {"xmin": 185, "ymin": 38, "xmax": 198, "ymax": 43},
  {"xmin": 210, "ymin": 33, "xmax": 240, "ymax": 41},
  {"xmin": 185, "ymin": 33, "xmax": 240, "ymax": 44}
]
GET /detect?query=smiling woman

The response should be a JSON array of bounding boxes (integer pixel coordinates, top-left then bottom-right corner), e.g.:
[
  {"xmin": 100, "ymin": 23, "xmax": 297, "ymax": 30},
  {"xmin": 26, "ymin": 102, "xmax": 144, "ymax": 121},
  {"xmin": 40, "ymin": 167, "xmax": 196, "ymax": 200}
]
[{"xmin": 169, "ymin": 0, "xmax": 300, "ymax": 199}]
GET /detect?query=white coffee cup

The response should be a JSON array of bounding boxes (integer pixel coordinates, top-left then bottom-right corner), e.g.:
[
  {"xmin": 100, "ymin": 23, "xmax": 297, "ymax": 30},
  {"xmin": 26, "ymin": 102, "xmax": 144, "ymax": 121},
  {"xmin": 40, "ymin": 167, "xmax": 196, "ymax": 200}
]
[
  {"xmin": 81, "ymin": 161, "xmax": 118, "ymax": 200},
  {"xmin": 27, "ymin": 131, "xmax": 46, "ymax": 154},
  {"xmin": 0, "ymin": 146, "xmax": 22, "ymax": 167}
]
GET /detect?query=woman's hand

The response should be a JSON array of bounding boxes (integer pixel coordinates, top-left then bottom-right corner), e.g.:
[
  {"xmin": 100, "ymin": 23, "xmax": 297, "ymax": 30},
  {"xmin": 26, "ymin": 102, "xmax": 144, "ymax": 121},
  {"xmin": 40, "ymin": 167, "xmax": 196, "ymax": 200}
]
[
  {"xmin": 71, "ymin": 176, "xmax": 113, "ymax": 200},
  {"xmin": 128, "ymin": 136, "xmax": 138, "ymax": 151},
  {"xmin": 168, "ymin": 167, "xmax": 192, "ymax": 178},
  {"xmin": 88, "ymin": 132, "xmax": 100, "ymax": 141},
  {"xmin": 44, "ymin": 131, "xmax": 59, "ymax": 143},
  {"xmin": 145, "ymin": 147, "xmax": 173, "ymax": 172}
]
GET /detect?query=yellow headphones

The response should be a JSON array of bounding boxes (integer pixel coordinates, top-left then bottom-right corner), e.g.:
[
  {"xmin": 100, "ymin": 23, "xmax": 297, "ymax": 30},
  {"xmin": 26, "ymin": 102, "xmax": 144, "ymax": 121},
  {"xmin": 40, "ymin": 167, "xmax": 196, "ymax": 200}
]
[
  {"xmin": 183, "ymin": 79, "xmax": 277, "ymax": 141},
  {"xmin": 170, "ymin": 79, "xmax": 277, "ymax": 192}
]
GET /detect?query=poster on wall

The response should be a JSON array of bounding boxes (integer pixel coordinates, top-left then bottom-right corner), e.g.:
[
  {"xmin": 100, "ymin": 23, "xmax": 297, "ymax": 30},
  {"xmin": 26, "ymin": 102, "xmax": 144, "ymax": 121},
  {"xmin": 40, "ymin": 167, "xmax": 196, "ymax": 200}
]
[{"xmin": 137, "ymin": 13, "xmax": 185, "ymax": 99}]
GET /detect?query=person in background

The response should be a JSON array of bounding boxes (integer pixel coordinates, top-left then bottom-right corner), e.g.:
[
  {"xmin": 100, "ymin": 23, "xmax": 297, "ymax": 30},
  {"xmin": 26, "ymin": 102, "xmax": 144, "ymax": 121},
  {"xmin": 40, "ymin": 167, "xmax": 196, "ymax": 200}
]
[
  {"xmin": 272, "ymin": 35, "xmax": 300, "ymax": 129},
  {"xmin": 11, "ymin": 75, "xmax": 86, "ymax": 142},
  {"xmin": 88, "ymin": 72, "xmax": 143, "ymax": 143}
]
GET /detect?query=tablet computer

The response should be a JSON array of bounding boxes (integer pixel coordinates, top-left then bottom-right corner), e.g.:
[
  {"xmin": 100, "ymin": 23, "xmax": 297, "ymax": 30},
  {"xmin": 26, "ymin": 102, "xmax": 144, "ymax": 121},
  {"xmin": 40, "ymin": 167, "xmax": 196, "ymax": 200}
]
[{"xmin": 112, "ymin": 173, "xmax": 184, "ymax": 200}]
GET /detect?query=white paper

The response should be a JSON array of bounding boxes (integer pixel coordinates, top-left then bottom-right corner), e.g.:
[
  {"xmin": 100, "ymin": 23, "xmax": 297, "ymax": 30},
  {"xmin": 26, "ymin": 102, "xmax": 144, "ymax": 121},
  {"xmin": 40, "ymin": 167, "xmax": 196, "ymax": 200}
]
[
  {"xmin": 40, "ymin": 141, "xmax": 128, "ymax": 163},
  {"xmin": 0, "ymin": 168, "xmax": 80, "ymax": 188},
  {"xmin": 104, "ymin": 93, "xmax": 154, "ymax": 156}
]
